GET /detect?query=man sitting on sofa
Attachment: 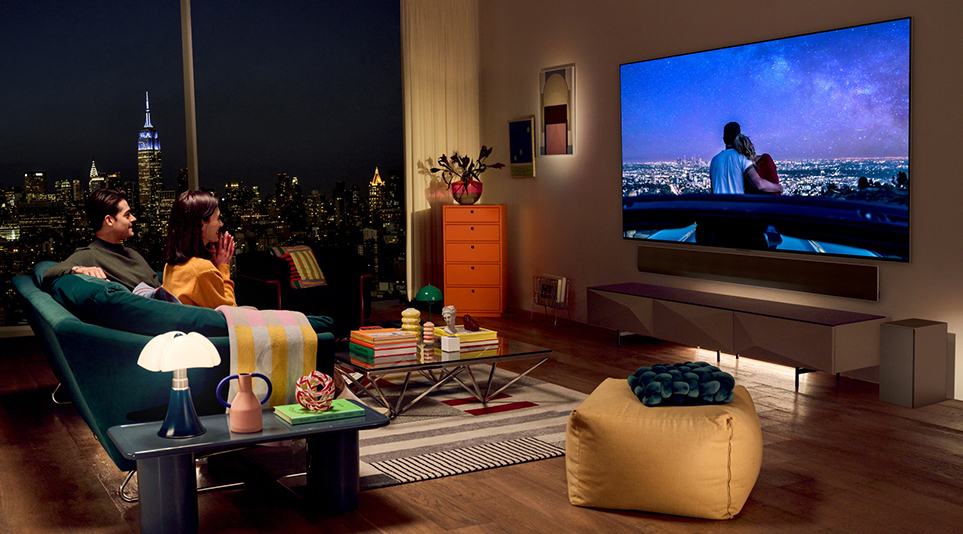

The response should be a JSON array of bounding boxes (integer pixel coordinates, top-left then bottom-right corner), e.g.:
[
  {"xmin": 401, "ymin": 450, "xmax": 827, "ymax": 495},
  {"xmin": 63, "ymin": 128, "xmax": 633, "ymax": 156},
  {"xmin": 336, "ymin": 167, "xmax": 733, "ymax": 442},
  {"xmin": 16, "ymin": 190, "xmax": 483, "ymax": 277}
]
[{"xmin": 43, "ymin": 188, "xmax": 160, "ymax": 290}]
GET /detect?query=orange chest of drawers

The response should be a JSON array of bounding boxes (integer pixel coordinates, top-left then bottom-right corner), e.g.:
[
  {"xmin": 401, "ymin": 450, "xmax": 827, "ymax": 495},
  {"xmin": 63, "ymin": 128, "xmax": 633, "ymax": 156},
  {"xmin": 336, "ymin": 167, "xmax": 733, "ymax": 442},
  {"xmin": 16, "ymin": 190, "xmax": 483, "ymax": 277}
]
[{"xmin": 443, "ymin": 204, "xmax": 507, "ymax": 317}]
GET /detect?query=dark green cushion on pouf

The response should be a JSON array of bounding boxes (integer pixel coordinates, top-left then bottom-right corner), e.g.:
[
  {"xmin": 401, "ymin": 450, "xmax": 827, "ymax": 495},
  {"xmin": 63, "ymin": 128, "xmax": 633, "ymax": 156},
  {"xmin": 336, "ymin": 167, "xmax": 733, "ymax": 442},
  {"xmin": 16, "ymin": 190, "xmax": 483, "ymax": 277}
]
[{"xmin": 628, "ymin": 362, "xmax": 735, "ymax": 406}]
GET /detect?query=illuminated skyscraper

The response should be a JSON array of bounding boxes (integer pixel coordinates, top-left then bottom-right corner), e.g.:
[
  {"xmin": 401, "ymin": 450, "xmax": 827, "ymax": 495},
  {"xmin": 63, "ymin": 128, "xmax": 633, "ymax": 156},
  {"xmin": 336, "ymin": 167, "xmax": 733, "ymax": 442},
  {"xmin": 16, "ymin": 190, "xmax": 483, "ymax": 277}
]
[
  {"xmin": 381, "ymin": 171, "xmax": 405, "ymax": 235},
  {"xmin": 368, "ymin": 167, "xmax": 385, "ymax": 214},
  {"xmin": 157, "ymin": 189, "xmax": 176, "ymax": 224},
  {"xmin": 105, "ymin": 172, "xmax": 122, "ymax": 191},
  {"xmin": 23, "ymin": 172, "xmax": 46, "ymax": 202},
  {"xmin": 89, "ymin": 176, "xmax": 105, "ymax": 193},
  {"xmin": 55, "ymin": 179, "xmax": 71, "ymax": 202},
  {"xmin": 88, "ymin": 161, "xmax": 105, "ymax": 193},
  {"xmin": 137, "ymin": 91, "xmax": 163, "ymax": 214},
  {"xmin": 276, "ymin": 173, "xmax": 291, "ymax": 199},
  {"xmin": 71, "ymin": 179, "xmax": 82, "ymax": 201}
]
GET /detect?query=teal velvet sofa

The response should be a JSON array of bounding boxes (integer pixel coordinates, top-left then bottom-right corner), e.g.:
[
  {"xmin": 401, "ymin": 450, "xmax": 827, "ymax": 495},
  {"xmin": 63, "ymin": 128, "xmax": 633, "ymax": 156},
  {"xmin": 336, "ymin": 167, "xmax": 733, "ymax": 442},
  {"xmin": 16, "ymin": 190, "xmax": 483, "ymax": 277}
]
[{"xmin": 13, "ymin": 261, "xmax": 335, "ymax": 473}]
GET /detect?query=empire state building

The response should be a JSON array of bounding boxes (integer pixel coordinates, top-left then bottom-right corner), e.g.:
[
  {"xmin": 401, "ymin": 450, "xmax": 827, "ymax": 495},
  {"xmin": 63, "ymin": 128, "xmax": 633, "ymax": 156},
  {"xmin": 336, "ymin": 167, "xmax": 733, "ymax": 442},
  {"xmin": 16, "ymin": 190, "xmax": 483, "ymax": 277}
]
[{"xmin": 137, "ymin": 91, "xmax": 162, "ymax": 215}]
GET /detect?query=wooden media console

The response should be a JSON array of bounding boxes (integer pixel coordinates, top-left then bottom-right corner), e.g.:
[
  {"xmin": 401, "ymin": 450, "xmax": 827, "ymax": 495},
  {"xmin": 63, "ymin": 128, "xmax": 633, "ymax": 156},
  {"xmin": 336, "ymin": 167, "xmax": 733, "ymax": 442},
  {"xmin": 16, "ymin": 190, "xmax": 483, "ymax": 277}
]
[{"xmin": 588, "ymin": 283, "xmax": 886, "ymax": 388}]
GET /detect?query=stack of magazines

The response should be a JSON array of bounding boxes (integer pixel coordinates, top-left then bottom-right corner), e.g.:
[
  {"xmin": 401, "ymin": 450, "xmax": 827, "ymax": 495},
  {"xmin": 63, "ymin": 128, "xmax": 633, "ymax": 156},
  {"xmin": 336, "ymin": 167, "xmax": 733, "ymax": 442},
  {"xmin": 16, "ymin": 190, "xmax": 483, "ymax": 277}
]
[{"xmin": 348, "ymin": 328, "xmax": 419, "ymax": 368}]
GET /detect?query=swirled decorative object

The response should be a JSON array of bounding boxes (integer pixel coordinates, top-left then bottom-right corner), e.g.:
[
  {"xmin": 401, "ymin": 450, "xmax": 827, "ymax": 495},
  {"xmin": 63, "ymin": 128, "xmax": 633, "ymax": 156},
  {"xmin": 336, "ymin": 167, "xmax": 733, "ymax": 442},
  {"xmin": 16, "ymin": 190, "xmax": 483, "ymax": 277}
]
[{"xmin": 295, "ymin": 371, "xmax": 335, "ymax": 411}]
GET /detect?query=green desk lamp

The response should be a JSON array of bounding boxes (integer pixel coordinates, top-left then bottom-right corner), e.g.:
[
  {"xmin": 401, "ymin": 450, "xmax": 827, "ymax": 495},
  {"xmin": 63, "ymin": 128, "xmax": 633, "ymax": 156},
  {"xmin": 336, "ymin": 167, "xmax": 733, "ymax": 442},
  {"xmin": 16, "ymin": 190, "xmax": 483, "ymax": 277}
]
[{"xmin": 415, "ymin": 285, "xmax": 443, "ymax": 323}]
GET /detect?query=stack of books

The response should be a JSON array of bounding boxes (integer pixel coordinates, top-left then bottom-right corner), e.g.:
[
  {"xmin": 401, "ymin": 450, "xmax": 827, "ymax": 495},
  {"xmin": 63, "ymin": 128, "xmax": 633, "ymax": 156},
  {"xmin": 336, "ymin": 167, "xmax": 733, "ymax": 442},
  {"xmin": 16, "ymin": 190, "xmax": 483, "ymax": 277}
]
[
  {"xmin": 433, "ymin": 325, "xmax": 499, "ymax": 352},
  {"xmin": 348, "ymin": 327, "xmax": 419, "ymax": 368}
]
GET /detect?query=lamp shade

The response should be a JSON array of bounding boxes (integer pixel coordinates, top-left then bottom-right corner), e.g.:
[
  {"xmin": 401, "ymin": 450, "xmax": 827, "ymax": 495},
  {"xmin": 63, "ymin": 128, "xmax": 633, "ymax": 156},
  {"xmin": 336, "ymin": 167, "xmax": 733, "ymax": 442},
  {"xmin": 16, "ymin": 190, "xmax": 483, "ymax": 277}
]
[
  {"xmin": 415, "ymin": 285, "xmax": 443, "ymax": 304},
  {"xmin": 137, "ymin": 331, "xmax": 221, "ymax": 372}
]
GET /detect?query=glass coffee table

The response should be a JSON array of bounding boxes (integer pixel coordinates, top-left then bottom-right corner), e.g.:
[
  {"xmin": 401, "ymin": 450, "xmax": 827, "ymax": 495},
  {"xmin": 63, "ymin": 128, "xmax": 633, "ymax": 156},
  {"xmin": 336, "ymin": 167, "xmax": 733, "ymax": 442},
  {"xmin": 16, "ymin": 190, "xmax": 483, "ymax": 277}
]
[{"xmin": 336, "ymin": 337, "xmax": 552, "ymax": 418}]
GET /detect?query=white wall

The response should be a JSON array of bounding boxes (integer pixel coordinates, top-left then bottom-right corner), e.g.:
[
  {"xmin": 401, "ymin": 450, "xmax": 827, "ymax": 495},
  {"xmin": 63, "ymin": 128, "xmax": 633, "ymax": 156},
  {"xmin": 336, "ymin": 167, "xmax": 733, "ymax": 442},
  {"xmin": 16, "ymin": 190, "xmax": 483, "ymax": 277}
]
[{"xmin": 474, "ymin": 0, "xmax": 963, "ymax": 397}]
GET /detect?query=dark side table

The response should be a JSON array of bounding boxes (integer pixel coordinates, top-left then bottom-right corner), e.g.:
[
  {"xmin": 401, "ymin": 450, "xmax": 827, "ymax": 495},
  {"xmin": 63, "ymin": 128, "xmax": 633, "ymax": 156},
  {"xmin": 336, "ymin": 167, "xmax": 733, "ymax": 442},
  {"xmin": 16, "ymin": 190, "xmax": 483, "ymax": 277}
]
[{"xmin": 108, "ymin": 400, "xmax": 388, "ymax": 534}]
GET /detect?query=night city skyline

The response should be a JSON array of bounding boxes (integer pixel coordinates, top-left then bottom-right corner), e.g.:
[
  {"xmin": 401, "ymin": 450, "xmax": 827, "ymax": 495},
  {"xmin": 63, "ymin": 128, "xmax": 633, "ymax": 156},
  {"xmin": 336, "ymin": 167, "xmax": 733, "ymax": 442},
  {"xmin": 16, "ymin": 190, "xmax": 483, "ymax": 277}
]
[
  {"xmin": 0, "ymin": 1, "xmax": 407, "ymax": 326},
  {"xmin": 620, "ymin": 18, "xmax": 910, "ymax": 163},
  {"xmin": 0, "ymin": 0, "xmax": 403, "ymax": 195}
]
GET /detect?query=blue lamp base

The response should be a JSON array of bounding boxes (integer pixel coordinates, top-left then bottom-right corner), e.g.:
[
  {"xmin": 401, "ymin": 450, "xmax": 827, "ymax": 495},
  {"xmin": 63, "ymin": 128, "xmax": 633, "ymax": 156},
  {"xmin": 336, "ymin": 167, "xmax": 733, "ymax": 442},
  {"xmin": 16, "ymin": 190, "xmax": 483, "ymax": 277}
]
[{"xmin": 158, "ymin": 388, "xmax": 206, "ymax": 439}]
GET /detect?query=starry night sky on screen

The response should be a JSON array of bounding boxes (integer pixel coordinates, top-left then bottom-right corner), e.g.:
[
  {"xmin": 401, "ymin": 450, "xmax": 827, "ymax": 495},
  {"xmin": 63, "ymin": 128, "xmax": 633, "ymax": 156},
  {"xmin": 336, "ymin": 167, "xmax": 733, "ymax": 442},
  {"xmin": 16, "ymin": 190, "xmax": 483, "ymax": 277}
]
[
  {"xmin": 620, "ymin": 18, "xmax": 910, "ymax": 163},
  {"xmin": 0, "ymin": 0, "xmax": 403, "ymax": 193}
]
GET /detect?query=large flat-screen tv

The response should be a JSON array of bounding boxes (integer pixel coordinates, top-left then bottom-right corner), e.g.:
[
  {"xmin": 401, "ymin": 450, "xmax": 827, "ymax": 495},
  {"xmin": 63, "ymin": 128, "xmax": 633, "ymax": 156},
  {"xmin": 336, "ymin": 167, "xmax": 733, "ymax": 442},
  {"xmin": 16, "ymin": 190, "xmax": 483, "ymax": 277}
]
[{"xmin": 621, "ymin": 18, "xmax": 910, "ymax": 262}]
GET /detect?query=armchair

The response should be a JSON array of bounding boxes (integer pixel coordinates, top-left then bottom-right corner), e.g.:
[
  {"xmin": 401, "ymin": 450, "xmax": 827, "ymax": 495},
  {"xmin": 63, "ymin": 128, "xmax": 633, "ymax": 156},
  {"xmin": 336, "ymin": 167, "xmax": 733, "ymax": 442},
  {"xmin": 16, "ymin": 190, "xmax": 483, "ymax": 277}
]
[{"xmin": 235, "ymin": 245, "xmax": 372, "ymax": 337}]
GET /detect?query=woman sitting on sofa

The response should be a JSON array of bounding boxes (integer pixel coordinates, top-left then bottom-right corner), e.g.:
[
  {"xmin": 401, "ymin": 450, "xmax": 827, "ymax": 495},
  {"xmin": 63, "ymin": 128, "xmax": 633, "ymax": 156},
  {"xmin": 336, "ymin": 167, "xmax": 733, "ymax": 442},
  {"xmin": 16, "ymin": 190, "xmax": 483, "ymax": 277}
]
[{"xmin": 161, "ymin": 191, "xmax": 236, "ymax": 308}]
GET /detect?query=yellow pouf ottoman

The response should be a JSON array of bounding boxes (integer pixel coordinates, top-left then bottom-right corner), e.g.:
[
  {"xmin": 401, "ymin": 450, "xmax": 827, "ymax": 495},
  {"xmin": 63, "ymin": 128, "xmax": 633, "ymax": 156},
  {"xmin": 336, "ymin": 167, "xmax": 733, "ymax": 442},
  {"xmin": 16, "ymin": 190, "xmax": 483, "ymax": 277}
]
[{"xmin": 566, "ymin": 378, "xmax": 762, "ymax": 519}]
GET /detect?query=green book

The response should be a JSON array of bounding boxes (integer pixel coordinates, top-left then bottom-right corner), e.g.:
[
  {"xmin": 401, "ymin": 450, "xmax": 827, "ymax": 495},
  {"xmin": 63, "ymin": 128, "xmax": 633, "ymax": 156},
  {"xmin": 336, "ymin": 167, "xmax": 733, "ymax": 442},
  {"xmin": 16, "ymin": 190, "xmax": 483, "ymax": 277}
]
[
  {"xmin": 273, "ymin": 399, "xmax": 365, "ymax": 425},
  {"xmin": 349, "ymin": 342, "xmax": 418, "ymax": 358}
]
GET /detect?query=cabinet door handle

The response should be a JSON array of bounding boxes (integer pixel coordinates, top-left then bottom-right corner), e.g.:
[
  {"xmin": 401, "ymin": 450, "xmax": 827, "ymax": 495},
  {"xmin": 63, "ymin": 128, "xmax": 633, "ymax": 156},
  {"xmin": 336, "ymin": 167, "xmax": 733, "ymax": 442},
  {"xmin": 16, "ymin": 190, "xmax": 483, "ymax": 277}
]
[
  {"xmin": 471, "ymin": 266, "xmax": 475, "ymax": 270},
  {"xmin": 471, "ymin": 245, "xmax": 475, "ymax": 249}
]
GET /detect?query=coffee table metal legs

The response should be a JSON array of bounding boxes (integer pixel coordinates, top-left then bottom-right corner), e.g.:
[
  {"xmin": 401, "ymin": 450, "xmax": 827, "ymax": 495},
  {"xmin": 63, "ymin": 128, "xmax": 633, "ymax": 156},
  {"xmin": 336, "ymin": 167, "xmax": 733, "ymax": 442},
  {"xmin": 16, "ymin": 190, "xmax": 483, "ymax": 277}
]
[
  {"xmin": 482, "ymin": 357, "xmax": 549, "ymax": 400},
  {"xmin": 451, "ymin": 358, "xmax": 550, "ymax": 403},
  {"xmin": 340, "ymin": 365, "xmax": 467, "ymax": 418},
  {"xmin": 137, "ymin": 453, "xmax": 198, "ymax": 534},
  {"xmin": 339, "ymin": 358, "xmax": 551, "ymax": 418}
]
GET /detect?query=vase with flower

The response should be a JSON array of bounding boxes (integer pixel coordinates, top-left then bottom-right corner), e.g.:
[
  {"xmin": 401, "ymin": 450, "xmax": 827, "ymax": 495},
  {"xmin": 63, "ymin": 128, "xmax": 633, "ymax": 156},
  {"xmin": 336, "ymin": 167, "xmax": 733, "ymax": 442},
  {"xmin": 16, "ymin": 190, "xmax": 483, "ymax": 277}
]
[{"xmin": 430, "ymin": 146, "xmax": 505, "ymax": 205}]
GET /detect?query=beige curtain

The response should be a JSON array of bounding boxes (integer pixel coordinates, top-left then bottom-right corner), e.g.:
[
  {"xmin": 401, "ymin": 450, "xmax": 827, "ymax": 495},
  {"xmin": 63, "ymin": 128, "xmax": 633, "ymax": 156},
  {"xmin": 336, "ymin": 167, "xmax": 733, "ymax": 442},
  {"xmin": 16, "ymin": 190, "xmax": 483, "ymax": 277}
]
[{"xmin": 402, "ymin": 0, "xmax": 480, "ymax": 300}]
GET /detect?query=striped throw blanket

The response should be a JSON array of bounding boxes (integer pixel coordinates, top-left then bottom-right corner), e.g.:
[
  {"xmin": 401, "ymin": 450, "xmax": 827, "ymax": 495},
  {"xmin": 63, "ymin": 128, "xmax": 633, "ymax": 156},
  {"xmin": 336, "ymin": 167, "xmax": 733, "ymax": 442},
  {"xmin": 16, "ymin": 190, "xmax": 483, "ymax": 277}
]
[{"xmin": 216, "ymin": 306, "xmax": 317, "ymax": 408}]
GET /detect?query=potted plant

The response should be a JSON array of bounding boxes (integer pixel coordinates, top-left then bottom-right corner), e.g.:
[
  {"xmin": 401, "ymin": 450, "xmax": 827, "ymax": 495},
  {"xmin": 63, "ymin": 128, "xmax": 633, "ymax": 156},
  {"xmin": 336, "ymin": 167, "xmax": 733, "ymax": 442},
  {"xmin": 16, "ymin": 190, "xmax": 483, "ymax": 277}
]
[{"xmin": 430, "ymin": 146, "xmax": 505, "ymax": 205}]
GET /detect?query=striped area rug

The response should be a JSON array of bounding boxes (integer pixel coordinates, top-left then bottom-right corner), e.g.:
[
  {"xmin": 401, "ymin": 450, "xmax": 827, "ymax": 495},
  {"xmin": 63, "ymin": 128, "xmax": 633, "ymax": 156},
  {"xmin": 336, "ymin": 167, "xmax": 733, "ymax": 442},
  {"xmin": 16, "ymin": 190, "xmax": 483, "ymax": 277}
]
[{"xmin": 354, "ymin": 367, "xmax": 587, "ymax": 490}]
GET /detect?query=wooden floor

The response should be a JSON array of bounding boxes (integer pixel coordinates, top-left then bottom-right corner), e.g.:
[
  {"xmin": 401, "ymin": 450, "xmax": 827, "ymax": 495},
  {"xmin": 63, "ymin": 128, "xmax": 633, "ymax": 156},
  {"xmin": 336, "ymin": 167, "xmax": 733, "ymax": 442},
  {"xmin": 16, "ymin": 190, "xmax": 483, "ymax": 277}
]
[{"xmin": 3, "ymin": 307, "xmax": 963, "ymax": 533}]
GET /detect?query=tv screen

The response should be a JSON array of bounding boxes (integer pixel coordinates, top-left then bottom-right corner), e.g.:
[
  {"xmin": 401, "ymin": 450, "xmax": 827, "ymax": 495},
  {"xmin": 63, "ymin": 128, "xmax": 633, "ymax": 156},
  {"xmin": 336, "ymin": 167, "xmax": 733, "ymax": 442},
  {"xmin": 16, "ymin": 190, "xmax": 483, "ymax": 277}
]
[{"xmin": 621, "ymin": 18, "xmax": 910, "ymax": 261}]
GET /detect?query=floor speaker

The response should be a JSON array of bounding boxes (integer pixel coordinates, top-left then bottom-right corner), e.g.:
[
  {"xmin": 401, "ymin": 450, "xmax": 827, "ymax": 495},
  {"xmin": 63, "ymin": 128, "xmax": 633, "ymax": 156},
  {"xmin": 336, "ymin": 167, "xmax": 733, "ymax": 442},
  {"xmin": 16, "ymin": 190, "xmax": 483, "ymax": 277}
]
[{"xmin": 880, "ymin": 319, "xmax": 947, "ymax": 408}]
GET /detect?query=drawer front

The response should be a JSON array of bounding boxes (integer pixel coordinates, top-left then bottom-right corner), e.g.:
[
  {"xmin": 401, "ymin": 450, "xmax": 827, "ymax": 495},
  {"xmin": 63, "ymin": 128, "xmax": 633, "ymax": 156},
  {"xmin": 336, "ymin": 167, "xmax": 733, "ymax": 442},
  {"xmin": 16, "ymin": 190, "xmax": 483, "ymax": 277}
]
[
  {"xmin": 446, "ymin": 263, "xmax": 501, "ymax": 285},
  {"xmin": 733, "ymin": 312, "xmax": 833, "ymax": 372},
  {"xmin": 444, "ymin": 205, "xmax": 502, "ymax": 223},
  {"xmin": 587, "ymin": 290, "xmax": 656, "ymax": 337},
  {"xmin": 445, "ymin": 223, "xmax": 501, "ymax": 242},
  {"xmin": 446, "ymin": 243, "xmax": 501, "ymax": 262},
  {"xmin": 653, "ymin": 301, "xmax": 733, "ymax": 353},
  {"xmin": 445, "ymin": 286, "xmax": 502, "ymax": 313}
]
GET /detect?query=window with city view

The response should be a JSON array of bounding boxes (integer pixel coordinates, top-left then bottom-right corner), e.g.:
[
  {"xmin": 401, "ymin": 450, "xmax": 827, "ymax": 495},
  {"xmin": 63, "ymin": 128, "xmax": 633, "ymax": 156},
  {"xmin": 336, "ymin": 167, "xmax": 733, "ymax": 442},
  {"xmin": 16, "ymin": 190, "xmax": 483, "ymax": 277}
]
[{"xmin": 0, "ymin": 1, "xmax": 405, "ymax": 326}]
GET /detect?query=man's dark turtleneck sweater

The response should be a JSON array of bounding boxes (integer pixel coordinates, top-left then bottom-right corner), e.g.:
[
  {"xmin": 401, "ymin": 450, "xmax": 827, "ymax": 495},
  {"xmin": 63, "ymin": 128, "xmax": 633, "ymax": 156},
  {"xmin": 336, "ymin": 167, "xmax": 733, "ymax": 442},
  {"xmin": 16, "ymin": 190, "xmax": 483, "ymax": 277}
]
[{"xmin": 42, "ymin": 237, "xmax": 160, "ymax": 290}]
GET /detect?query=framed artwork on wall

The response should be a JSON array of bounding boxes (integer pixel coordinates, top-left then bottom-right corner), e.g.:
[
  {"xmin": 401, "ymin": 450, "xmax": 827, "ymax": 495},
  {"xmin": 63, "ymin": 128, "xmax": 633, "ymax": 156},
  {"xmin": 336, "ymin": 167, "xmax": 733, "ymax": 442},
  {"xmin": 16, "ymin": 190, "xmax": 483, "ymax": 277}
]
[
  {"xmin": 509, "ymin": 116, "xmax": 535, "ymax": 177},
  {"xmin": 539, "ymin": 64, "xmax": 575, "ymax": 155}
]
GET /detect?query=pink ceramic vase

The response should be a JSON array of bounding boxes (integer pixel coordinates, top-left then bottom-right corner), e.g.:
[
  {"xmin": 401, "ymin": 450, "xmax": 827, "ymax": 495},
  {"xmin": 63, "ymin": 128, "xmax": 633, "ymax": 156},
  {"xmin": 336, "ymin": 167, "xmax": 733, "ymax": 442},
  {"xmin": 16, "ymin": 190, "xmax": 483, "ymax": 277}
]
[{"xmin": 217, "ymin": 373, "xmax": 272, "ymax": 433}]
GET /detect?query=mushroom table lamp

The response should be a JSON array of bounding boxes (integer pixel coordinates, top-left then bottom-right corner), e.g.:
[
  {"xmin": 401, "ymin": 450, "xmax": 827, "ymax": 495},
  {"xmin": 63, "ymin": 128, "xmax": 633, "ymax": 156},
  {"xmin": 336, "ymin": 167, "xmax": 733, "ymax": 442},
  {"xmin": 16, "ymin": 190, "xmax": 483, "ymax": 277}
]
[
  {"xmin": 137, "ymin": 331, "xmax": 222, "ymax": 439},
  {"xmin": 415, "ymin": 285, "xmax": 444, "ymax": 323}
]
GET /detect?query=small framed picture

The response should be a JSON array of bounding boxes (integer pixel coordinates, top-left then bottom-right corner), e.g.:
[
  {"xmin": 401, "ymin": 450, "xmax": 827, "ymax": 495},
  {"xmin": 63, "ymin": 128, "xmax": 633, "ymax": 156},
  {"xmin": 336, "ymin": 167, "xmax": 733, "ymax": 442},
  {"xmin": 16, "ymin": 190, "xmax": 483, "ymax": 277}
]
[
  {"xmin": 539, "ymin": 64, "xmax": 575, "ymax": 155},
  {"xmin": 509, "ymin": 116, "xmax": 535, "ymax": 178}
]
